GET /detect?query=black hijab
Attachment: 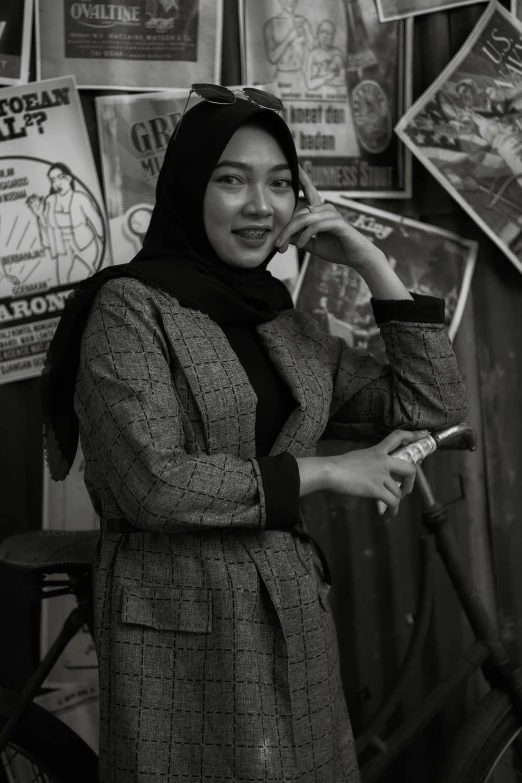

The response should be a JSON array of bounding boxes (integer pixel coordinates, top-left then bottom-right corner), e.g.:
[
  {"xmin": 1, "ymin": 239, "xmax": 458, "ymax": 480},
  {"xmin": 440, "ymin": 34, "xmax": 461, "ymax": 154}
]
[{"xmin": 42, "ymin": 97, "xmax": 300, "ymax": 479}]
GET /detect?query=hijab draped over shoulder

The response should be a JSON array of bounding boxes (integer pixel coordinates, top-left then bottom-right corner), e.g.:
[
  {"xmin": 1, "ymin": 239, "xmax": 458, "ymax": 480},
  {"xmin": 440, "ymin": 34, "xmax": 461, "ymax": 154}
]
[{"xmin": 41, "ymin": 96, "xmax": 300, "ymax": 480}]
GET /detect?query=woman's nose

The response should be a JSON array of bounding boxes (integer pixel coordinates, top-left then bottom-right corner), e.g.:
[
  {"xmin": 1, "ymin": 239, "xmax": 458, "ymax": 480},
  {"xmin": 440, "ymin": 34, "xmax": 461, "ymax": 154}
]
[{"xmin": 243, "ymin": 187, "xmax": 274, "ymax": 216}]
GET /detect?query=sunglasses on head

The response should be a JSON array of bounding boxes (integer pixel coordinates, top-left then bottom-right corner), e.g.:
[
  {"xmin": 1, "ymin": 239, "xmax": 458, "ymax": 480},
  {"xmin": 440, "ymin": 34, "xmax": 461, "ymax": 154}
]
[{"xmin": 171, "ymin": 83, "xmax": 284, "ymax": 145}]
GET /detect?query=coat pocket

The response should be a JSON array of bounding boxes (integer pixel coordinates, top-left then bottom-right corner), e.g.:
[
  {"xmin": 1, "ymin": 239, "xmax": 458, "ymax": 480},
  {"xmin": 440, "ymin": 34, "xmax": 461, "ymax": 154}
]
[{"xmin": 121, "ymin": 586, "xmax": 212, "ymax": 633}]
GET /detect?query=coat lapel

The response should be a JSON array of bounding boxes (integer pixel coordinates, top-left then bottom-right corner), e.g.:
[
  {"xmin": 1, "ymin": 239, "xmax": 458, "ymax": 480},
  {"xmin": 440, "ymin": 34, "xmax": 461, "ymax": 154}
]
[
  {"xmin": 257, "ymin": 314, "xmax": 332, "ymax": 457},
  {"xmin": 171, "ymin": 307, "xmax": 331, "ymax": 460}
]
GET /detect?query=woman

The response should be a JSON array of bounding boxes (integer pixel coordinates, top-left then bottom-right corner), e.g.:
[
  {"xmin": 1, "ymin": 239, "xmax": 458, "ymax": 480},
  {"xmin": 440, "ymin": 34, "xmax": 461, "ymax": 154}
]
[{"xmin": 42, "ymin": 95, "xmax": 467, "ymax": 782}]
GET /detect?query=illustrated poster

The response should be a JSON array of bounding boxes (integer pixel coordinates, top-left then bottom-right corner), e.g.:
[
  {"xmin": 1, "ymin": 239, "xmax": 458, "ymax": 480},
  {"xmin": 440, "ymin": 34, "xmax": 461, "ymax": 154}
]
[
  {"xmin": 376, "ymin": 0, "xmax": 487, "ymax": 23},
  {"xmin": 0, "ymin": 76, "xmax": 110, "ymax": 385},
  {"xmin": 396, "ymin": 1, "xmax": 522, "ymax": 275},
  {"xmin": 240, "ymin": 0, "xmax": 412, "ymax": 197},
  {"xmin": 0, "ymin": 0, "xmax": 33, "ymax": 86},
  {"xmin": 293, "ymin": 195, "xmax": 477, "ymax": 365},
  {"xmin": 37, "ymin": 0, "xmax": 223, "ymax": 90}
]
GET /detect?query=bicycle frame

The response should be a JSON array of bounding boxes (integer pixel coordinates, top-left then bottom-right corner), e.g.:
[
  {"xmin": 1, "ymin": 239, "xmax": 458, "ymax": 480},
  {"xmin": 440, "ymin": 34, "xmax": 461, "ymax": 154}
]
[
  {"xmin": 0, "ymin": 570, "xmax": 94, "ymax": 754},
  {"xmin": 357, "ymin": 463, "xmax": 522, "ymax": 783}
]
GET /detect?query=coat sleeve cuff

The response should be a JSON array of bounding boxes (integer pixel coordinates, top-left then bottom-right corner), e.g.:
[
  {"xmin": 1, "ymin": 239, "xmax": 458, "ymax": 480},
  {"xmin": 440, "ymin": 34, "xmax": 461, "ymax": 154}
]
[
  {"xmin": 256, "ymin": 453, "xmax": 301, "ymax": 530},
  {"xmin": 371, "ymin": 292, "xmax": 445, "ymax": 325}
]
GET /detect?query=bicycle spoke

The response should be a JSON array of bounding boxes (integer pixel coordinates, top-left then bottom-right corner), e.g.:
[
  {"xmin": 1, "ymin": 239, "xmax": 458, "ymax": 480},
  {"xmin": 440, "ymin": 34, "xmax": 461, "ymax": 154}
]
[
  {"xmin": 2, "ymin": 745, "xmax": 53, "ymax": 783},
  {"xmin": 484, "ymin": 727, "xmax": 522, "ymax": 783}
]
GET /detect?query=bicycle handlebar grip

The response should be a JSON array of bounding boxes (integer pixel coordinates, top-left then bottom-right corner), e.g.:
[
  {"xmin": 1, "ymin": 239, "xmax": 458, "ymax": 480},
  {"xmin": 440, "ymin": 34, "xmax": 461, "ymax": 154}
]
[
  {"xmin": 431, "ymin": 423, "xmax": 477, "ymax": 451},
  {"xmin": 389, "ymin": 434, "xmax": 437, "ymax": 464}
]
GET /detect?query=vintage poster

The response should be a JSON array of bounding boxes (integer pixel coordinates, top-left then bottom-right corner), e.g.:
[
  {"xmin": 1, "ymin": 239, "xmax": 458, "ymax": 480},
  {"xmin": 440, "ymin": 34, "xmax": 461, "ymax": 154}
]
[
  {"xmin": 293, "ymin": 195, "xmax": 477, "ymax": 365},
  {"xmin": 96, "ymin": 88, "xmax": 189, "ymax": 264},
  {"xmin": 376, "ymin": 0, "xmax": 487, "ymax": 23},
  {"xmin": 41, "ymin": 444, "xmax": 99, "ymax": 688},
  {"xmin": 396, "ymin": 1, "xmax": 522, "ymax": 276},
  {"xmin": 239, "ymin": 0, "xmax": 412, "ymax": 197},
  {"xmin": 0, "ymin": 0, "xmax": 33, "ymax": 86},
  {"xmin": 37, "ymin": 0, "xmax": 223, "ymax": 90},
  {"xmin": 0, "ymin": 76, "xmax": 110, "ymax": 386}
]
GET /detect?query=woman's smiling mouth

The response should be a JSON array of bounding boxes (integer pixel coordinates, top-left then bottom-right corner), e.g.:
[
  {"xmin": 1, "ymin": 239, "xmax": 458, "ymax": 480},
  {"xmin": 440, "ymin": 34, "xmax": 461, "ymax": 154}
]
[{"xmin": 232, "ymin": 227, "xmax": 271, "ymax": 243}]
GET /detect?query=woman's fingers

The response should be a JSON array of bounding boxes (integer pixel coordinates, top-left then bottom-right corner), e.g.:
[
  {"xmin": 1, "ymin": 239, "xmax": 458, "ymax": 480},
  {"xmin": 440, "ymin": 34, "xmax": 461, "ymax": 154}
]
[
  {"xmin": 400, "ymin": 469, "xmax": 416, "ymax": 497},
  {"xmin": 378, "ymin": 429, "xmax": 429, "ymax": 455},
  {"xmin": 388, "ymin": 457, "xmax": 417, "ymax": 479},
  {"xmin": 276, "ymin": 208, "xmax": 337, "ymax": 252},
  {"xmin": 298, "ymin": 164, "xmax": 323, "ymax": 206},
  {"xmin": 383, "ymin": 477, "xmax": 402, "ymax": 502}
]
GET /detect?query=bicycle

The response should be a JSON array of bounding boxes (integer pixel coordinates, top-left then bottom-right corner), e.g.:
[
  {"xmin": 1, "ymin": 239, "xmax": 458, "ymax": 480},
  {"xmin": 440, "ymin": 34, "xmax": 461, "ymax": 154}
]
[{"xmin": 0, "ymin": 422, "xmax": 521, "ymax": 782}]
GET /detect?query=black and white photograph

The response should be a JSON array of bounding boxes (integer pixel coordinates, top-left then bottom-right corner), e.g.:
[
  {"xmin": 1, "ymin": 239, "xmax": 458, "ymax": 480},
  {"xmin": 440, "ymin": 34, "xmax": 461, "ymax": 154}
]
[{"xmin": 1, "ymin": 4, "xmax": 522, "ymax": 783}]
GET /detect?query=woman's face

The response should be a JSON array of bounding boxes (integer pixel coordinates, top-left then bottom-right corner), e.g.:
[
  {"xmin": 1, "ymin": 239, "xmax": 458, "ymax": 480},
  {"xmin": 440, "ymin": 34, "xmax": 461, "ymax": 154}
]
[{"xmin": 203, "ymin": 124, "xmax": 295, "ymax": 269}]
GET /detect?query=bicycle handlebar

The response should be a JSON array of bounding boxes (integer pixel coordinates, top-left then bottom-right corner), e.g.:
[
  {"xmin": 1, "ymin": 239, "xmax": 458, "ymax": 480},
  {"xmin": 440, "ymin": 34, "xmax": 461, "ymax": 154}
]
[
  {"xmin": 378, "ymin": 423, "xmax": 477, "ymax": 516},
  {"xmin": 389, "ymin": 422, "xmax": 477, "ymax": 465}
]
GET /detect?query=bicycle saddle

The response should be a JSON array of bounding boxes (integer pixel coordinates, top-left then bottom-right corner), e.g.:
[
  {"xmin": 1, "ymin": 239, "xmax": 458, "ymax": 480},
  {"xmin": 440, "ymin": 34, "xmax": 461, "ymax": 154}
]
[{"xmin": 0, "ymin": 531, "xmax": 99, "ymax": 572}]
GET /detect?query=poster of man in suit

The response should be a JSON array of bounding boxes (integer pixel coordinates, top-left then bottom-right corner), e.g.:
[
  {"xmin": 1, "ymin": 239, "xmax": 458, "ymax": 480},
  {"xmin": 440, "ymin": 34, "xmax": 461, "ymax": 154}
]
[{"xmin": 240, "ymin": 0, "xmax": 412, "ymax": 197}]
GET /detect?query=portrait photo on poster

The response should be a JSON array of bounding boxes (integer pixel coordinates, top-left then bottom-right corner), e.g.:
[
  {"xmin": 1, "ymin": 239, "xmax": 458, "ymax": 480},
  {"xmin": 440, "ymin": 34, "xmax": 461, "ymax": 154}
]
[
  {"xmin": 293, "ymin": 195, "xmax": 477, "ymax": 365},
  {"xmin": 0, "ymin": 0, "xmax": 33, "ymax": 86},
  {"xmin": 36, "ymin": 0, "xmax": 223, "ymax": 90},
  {"xmin": 396, "ymin": 0, "xmax": 522, "ymax": 276},
  {"xmin": 239, "ymin": 0, "xmax": 412, "ymax": 197}
]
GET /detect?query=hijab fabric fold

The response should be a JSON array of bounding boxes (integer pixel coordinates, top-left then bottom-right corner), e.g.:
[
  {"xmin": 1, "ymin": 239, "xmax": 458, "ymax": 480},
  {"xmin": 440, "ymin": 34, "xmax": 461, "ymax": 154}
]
[{"xmin": 42, "ymin": 97, "xmax": 300, "ymax": 479}]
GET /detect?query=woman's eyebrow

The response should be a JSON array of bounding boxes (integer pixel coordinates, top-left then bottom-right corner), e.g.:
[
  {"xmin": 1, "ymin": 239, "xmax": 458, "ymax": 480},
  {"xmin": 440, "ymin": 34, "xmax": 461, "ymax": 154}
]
[{"xmin": 214, "ymin": 160, "xmax": 291, "ymax": 172}]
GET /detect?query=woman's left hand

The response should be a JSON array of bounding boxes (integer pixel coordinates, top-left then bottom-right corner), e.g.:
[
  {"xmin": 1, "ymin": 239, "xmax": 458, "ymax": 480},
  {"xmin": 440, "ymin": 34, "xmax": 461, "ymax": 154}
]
[{"xmin": 275, "ymin": 165, "xmax": 385, "ymax": 272}]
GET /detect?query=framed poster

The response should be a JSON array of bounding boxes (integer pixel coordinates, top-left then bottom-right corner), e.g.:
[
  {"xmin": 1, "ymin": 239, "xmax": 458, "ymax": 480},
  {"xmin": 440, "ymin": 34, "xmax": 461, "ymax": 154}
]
[
  {"xmin": 36, "ymin": 0, "xmax": 223, "ymax": 90},
  {"xmin": 0, "ymin": 76, "xmax": 111, "ymax": 385},
  {"xmin": 294, "ymin": 195, "xmax": 477, "ymax": 365},
  {"xmin": 376, "ymin": 0, "xmax": 487, "ymax": 23},
  {"xmin": 396, "ymin": 0, "xmax": 522, "ymax": 276},
  {"xmin": 0, "ymin": 0, "xmax": 33, "ymax": 86},
  {"xmin": 239, "ymin": 0, "xmax": 412, "ymax": 197}
]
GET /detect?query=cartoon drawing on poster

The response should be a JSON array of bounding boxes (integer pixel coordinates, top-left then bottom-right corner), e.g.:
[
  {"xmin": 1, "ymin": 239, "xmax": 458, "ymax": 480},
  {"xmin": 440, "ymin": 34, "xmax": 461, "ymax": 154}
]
[
  {"xmin": 24, "ymin": 162, "xmax": 105, "ymax": 286},
  {"xmin": 0, "ymin": 76, "xmax": 110, "ymax": 385},
  {"xmin": 37, "ymin": 0, "xmax": 224, "ymax": 90},
  {"xmin": 396, "ymin": 1, "xmax": 522, "ymax": 276},
  {"xmin": 240, "ymin": 0, "xmax": 412, "ymax": 197},
  {"xmin": 293, "ymin": 196, "xmax": 477, "ymax": 365},
  {"xmin": 0, "ymin": 0, "xmax": 33, "ymax": 86},
  {"xmin": 376, "ymin": 0, "xmax": 487, "ymax": 23}
]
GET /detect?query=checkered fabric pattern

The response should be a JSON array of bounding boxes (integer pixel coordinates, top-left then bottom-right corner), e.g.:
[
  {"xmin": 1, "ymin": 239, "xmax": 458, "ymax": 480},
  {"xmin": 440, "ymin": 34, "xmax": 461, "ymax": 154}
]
[{"xmin": 74, "ymin": 278, "xmax": 467, "ymax": 782}]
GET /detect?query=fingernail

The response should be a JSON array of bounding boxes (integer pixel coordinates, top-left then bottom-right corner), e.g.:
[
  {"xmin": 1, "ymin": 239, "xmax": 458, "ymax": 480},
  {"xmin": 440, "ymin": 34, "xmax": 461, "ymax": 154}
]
[{"xmin": 275, "ymin": 237, "xmax": 281, "ymax": 247}]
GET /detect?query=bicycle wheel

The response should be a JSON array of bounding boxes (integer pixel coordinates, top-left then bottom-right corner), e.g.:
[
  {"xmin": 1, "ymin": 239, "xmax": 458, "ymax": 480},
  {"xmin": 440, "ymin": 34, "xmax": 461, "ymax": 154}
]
[
  {"xmin": 0, "ymin": 686, "xmax": 98, "ymax": 783},
  {"xmin": 441, "ymin": 688, "xmax": 522, "ymax": 783}
]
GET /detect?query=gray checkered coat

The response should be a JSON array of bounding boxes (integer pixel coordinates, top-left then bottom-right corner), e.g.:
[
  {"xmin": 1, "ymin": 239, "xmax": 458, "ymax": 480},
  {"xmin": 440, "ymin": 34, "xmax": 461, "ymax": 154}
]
[{"xmin": 75, "ymin": 277, "xmax": 467, "ymax": 782}]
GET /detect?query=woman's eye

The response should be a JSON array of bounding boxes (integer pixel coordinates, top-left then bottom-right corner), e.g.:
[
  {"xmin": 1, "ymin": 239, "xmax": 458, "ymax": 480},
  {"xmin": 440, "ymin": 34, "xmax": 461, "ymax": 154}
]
[
  {"xmin": 217, "ymin": 174, "xmax": 242, "ymax": 185},
  {"xmin": 272, "ymin": 178, "xmax": 292, "ymax": 189}
]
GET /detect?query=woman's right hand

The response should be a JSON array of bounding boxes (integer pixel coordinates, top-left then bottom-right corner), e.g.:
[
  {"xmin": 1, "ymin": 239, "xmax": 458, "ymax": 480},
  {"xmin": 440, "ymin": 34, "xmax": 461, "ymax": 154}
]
[{"xmin": 326, "ymin": 430, "xmax": 428, "ymax": 515}]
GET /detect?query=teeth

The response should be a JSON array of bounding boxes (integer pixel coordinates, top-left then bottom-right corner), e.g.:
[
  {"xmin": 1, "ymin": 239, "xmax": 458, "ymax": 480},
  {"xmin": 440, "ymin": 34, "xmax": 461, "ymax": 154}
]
[{"xmin": 235, "ymin": 229, "xmax": 267, "ymax": 239}]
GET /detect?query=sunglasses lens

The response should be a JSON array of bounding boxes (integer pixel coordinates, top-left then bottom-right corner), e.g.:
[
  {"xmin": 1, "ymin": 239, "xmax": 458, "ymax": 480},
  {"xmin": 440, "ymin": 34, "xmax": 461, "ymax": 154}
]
[
  {"xmin": 243, "ymin": 88, "xmax": 284, "ymax": 111},
  {"xmin": 191, "ymin": 83, "xmax": 235, "ymax": 104}
]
